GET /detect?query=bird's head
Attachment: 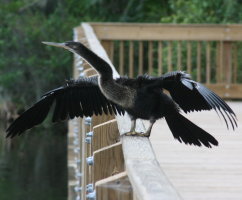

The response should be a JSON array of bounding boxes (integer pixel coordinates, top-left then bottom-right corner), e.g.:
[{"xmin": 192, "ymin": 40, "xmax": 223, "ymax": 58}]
[{"xmin": 42, "ymin": 41, "xmax": 81, "ymax": 54}]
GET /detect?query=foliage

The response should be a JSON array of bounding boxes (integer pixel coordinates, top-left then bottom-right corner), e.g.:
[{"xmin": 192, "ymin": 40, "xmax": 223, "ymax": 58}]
[
  {"xmin": 161, "ymin": 0, "xmax": 242, "ymax": 23},
  {"xmin": 0, "ymin": 1, "xmax": 76, "ymax": 199}
]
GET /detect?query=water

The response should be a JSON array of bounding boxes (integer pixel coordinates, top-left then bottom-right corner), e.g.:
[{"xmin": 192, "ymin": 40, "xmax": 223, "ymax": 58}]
[{"xmin": 0, "ymin": 121, "xmax": 67, "ymax": 200}]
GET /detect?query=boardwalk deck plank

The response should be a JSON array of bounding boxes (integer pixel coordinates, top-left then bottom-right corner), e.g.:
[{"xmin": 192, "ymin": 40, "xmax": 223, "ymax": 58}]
[{"xmin": 150, "ymin": 102, "xmax": 242, "ymax": 200}]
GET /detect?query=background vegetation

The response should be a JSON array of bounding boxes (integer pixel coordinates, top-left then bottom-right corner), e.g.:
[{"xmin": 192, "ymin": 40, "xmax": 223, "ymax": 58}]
[{"xmin": 0, "ymin": 0, "xmax": 242, "ymax": 199}]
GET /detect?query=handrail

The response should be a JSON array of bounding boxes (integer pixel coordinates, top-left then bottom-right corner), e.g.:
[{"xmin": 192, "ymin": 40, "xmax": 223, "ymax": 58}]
[
  {"xmin": 88, "ymin": 23, "xmax": 242, "ymax": 41},
  {"xmin": 81, "ymin": 23, "xmax": 181, "ymax": 200},
  {"xmin": 86, "ymin": 23, "xmax": 242, "ymax": 99}
]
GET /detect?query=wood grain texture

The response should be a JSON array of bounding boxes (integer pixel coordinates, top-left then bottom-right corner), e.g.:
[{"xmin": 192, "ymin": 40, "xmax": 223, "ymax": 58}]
[
  {"xmin": 177, "ymin": 41, "xmax": 182, "ymax": 71},
  {"xmin": 204, "ymin": 83, "xmax": 242, "ymax": 98},
  {"xmin": 138, "ymin": 41, "xmax": 143, "ymax": 75},
  {"xmin": 121, "ymin": 136, "xmax": 182, "ymax": 200},
  {"xmin": 93, "ymin": 142, "xmax": 124, "ymax": 183},
  {"xmin": 95, "ymin": 172, "xmax": 133, "ymax": 200},
  {"xmin": 148, "ymin": 41, "xmax": 153, "ymax": 75},
  {"xmin": 101, "ymin": 40, "xmax": 114, "ymax": 62},
  {"xmin": 186, "ymin": 42, "xmax": 192, "ymax": 74},
  {"xmin": 81, "ymin": 118, "xmax": 89, "ymax": 200},
  {"xmin": 129, "ymin": 41, "xmax": 134, "ymax": 77},
  {"xmin": 232, "ymin": 43, "xmax": 238, "ymax": 83},
  {"xmin": 158, "ymin": 41, "xmax": 163, "ymax": 75},
  {"xmin": 206, "ymin": 42, "xmax": 211, "ymax": 84},
  {"xmin": 92, "ymin": 114, "xmax": 115, "ymax": 128},
  {"xmin": 149, "ymin": 102, "xmax": 242, "ymax": 200},
  {"xmin": 168, "ymin": 41, "xmax": 172, "ymax": 71},
  {"xmin": 92, "ymin": 119, "xmax": 120, "ymax": 152},
  {"xmin": 223, "ymin": 42, "xmax": 232, "ymax": 84},
  {"xmin": 83, "ymin": 68, "xmax": 98, "ymax": 77},
  {"xmin": 90, "ymin": 23, "xmax": 242, "ymax": 41},
  {"xmin": 119, "ymin": 41, "xmax": 124, "ymax": 75}
]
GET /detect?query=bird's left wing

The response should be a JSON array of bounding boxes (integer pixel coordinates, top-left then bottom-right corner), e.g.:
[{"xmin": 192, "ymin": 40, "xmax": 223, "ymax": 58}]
[
  {"xmin": 6, "ymin": 76, "xmax": 124, "ymax": 138},
  {"xmin": 161, "ymin": 71, "xmax": 237, "ymax": 129}
]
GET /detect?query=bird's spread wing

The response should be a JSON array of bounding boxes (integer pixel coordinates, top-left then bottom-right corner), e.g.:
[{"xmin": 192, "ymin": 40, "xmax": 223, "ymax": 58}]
[
  {"xmin": 6, "ymin": 76, "xmax": 124, "ymax": 138},
  {"xmin": 162, "ymin": 71, "xmax": 237, "ymax": 129}
]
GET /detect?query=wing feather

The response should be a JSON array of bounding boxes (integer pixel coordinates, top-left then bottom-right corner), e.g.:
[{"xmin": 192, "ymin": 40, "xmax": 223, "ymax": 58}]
[
  {"xmin": 6, "ymin": 76, "xmax": 124, "ymax": 137},
  {"xmin": 162, "ymin": 71, "xmax": 237, "ymax": 129}
]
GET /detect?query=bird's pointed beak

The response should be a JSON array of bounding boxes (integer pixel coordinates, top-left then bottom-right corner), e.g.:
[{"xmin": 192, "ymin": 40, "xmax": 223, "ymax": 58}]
[{"xmin": 42, "ymin": 41, "xmax": 69, "ymax": 50}]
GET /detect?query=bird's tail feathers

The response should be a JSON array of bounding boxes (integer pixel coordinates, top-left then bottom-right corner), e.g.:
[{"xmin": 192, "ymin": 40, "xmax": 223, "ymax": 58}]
[{"xmin": 165, "ymin": 112, "xmax": 218, "ymax": 148}]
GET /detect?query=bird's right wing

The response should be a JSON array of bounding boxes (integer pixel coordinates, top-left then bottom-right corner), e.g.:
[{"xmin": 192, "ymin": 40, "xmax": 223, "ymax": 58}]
[
  {"xmin": 161, "ymin": 71, "xmax": 237, "ymax": 130},
  {"xmin": 6, "ymin": 76, "xmax": 124, "ymax": 138}
]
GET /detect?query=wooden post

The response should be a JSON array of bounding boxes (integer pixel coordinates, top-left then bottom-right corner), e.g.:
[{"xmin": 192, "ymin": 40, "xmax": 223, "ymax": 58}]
[
  {"xmin": 129, "ymin": 41, "xmax": 134, "ymax": 77},
  {"xmin": 119, "ymin": 41, "xmax": 124, "ymax": 75},
  {"xmin": 206, "ymin": 42, "xmax": 211, "ymax": 84},
  {"xmin": 81, "ymin": 118, "xmax": 88, "ymax": 200},
  {"xmin": 187, "ymin": 41, "xmax": 192, "ymax": 74},
  {"xmin": 223, "ymin": 41, "xmax": 232, "ymax": 85},
  {"xmin": 138, "ymin": 41, "xmax": 143, "ymax": 75},
  {"xmin": 168, "ymin": 41, "xmax": 172, "ymax": 72},
  {"xmin": 96, "ymin": 172, "xmax": 133, "ymax": 200},
  {"xmin": 91, "ymin": 114, "xmax": 115, "ymax": 129},
  {"xmin": 93, "ymin": 142, "xmax": 124, "ymax": 183},
  {"xmin": 102, "ymin": 40, "xmax": 114, "ymax": 62},
  {"xmin": 232, "ymin": 43, "xmax": 238, "ymax": 83},
  {"xmin": 148, "ymin": 41, "xmax": 153, "ymax": 75},
  {"xmin": 158, "ymin": 41, "xmax": 163, "ymax": 75},
  {"xmin": 83, "ymin": 68, "xmax": 98, "ymax": 77},
  {"xmin": 216, "ymin": 42, "xmax": 221, "ymax": 83},
  {"xmin": 196, "ymin": 41, "xmax": 201, "ymax": 82},
  {"xmin": 177, "ymin": 41, "xmax": 182, "ymax": 71},
  {"xmin": 109, "ymin": 41, "xmax": 114, "ymax": 63},
  {"xmin": 92, "ymin": 119, "xmax": 120, "ymax": 152}
]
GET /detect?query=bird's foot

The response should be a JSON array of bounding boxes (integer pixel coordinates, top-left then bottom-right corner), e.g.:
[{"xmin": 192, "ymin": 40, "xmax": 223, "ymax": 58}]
[{"xmin": 124, "ymin": 131, "xmax": 150, "ymax": 137}]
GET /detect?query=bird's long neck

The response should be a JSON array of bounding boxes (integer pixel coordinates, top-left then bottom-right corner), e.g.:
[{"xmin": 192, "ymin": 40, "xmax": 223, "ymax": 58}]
[
  {"xmin": 75, "ymin": 43, "xmax": 136, "ymax": 108},
  {"xmin": 75, "ymin": 43, "xmax": 113, "ymax": 79}
]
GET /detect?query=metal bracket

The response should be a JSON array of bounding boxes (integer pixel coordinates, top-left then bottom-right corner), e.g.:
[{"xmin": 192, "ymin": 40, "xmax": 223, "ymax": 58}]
[{"xmin": 86, "ymin": 156, "xmax": 94, "ymax": 165}]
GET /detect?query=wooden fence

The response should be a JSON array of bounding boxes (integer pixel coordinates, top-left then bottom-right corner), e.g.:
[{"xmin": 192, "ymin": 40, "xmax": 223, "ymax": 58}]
[
  {"xmin": 67, "ymin": 23, "xmax": 182, "ymax": 200},
  {"xmin": 67, "ymin": 23, "xmax": 242, "ymax": 200},
  {"xmin": 92, "ymin": 23, "xmax": 242, "ymax": 99}
]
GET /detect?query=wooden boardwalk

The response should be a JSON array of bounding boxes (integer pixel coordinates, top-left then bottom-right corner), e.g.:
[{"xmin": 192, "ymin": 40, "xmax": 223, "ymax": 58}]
[{"xmin": 149, "ymin": 102, "xmax": 242, "ymax": 200}]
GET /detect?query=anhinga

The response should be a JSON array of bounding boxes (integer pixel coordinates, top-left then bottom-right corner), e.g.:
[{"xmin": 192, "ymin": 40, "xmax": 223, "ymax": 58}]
[{"xmin": 6, "ymin": 41, "xmax": 237, "ymax": 148}]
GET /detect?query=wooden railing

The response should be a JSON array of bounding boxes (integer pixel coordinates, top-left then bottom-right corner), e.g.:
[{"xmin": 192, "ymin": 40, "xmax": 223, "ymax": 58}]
[
  {"xmin": 67, "ymin": 23, "xmax": 182, "ymax": 200},
  {"xmin": 90, "ymin": 23, "xmax": 242, "ymax": 99},
  {"xmin": 67, "ymin": 23, "xmax": 242, "ymax": 200}
]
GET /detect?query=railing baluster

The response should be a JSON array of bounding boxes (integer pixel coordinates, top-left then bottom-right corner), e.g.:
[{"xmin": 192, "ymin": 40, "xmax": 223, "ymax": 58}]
[
  {"xmin": 177, "ymin": 41, "xmax": 182, "ymax": 71},
  {"xmin": 233, "ymin": 43, "xmax": 238, "ymax": 83},
  {"xmin": 129, "ymin": 41, "xmax": 134, "ymax": 77},
  {"xmin": 216, "ymin": 41, "xmax": 227, "ymax": 84},
  {"xmin": 187, "ymin": 41, "xmax": 192, "ymax": 74},
  {"xmin": 220, "ymin": 42, "xmax": 224, "ymax": 82},
  {"xmin": 138, "ymin": 41, "xmax": 143, "ymax": 75},
  {"xmin": 197, "ymin": 42, "xmax": 201, "ymax": 82},
  {"xmin": 148, "ymin": 41, "xmax": 153, "ymax": 75},
  {"xmin": 119, "ymin": 41, "xmax": 124, "ymax": 75},
  {"xmin": 168, "ymin": 41, "xmax": 172, "ymax": 71},
  {"xmin": 216, "ymin": 42, "xmax": 221, "ymax": 83},
  {"xmin": 110, "ymin": 41, "xmax": 114, "ymax": 63},
  {"xmin": 223, "ymin": 42, "xmax": 232, "ymax": 85},
  {"xmin": 158, "ymin": 41, "xmax": 163, "ymax": 76},
  {"xmin": 206, "ymin": 42, "xmax": 211, "ymax": 84}
]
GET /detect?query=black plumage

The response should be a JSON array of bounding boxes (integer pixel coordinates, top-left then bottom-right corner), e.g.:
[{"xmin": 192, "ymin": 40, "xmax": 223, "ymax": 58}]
[
  {"xmin": 6, "ymin": 77, "xmax": 124, "ymax": 138},
  {"xmin": 6, "ymin": 41, "xmax": 237, "ymax": 148}
]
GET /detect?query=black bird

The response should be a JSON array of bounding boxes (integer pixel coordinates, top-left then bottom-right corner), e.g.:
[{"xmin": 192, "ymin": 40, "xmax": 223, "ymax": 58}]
[{"xmin": 6, "ymin": 41, "xmax": 237, "ymax": 148}]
